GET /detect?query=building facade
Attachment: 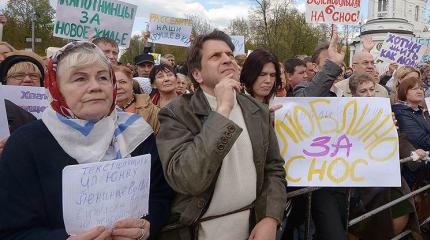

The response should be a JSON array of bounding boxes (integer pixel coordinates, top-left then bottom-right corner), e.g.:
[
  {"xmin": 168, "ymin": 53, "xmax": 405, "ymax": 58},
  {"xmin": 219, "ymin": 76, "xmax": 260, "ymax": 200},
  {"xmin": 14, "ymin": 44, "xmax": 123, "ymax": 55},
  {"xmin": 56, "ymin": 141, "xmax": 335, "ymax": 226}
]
[{"xmin": 348, "ymin": 0, "xmax": 429, "ymax": 65}]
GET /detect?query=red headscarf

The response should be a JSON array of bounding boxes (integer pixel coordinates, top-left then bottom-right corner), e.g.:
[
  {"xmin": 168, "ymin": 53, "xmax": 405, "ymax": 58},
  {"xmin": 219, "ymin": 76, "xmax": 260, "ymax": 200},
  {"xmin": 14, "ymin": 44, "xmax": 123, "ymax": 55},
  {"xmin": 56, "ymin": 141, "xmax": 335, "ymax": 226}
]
[{"xmin": 44, "ymin": 41, "xmax": 117, "ymax": 118}]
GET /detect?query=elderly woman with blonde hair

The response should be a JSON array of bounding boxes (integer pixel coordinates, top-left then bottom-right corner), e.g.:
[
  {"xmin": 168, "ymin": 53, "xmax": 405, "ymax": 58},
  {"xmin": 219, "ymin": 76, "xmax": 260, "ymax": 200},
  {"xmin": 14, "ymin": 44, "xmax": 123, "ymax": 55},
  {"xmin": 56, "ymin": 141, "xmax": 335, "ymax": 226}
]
[
  {"xmin": 0, "ymin": 41, "xmax": 172, "ymax": 240},
  {"xmin": 0, "ymin": 52, "xmax": 45, "ymax": 86}
]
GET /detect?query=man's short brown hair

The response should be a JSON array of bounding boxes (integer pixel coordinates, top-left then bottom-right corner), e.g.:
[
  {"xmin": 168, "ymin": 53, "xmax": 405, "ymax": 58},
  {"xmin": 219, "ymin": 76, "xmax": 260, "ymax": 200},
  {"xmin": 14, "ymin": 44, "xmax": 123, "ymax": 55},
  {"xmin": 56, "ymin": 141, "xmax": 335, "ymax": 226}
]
[
  {"xmin": 91, "ymin": 37, "xmax": 119, "ymax": 50},
  {"xmin": 349, "ymin": 72, "xmax": 375, "ymax": 94},
  {"xmin": 186, "ymin": 30, "xmax": 235, "ymax": 84}
]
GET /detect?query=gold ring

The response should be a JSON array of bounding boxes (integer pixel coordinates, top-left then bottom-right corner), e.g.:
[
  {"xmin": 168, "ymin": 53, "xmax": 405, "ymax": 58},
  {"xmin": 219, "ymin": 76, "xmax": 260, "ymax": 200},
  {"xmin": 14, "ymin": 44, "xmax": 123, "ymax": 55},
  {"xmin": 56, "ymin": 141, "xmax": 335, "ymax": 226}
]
[{"xmin": 137, "ymin": 228, "xmax": 145, "ymax": 240}]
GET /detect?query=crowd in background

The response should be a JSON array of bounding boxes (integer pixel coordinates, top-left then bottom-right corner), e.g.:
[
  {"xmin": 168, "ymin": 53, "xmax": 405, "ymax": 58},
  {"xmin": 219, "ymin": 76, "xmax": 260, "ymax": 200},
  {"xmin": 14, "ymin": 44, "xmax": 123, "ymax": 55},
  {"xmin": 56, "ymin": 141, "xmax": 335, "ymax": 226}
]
[{"xmin": 2, "ymin": 16, "xmax": 430, "ymax": 240}]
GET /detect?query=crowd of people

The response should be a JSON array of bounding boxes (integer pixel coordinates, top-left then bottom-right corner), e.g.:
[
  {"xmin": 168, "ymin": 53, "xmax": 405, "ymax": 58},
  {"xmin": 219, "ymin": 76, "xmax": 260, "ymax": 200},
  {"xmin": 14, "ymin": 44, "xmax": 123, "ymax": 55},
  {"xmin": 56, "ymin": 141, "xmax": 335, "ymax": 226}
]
[{"xmin": 1, "ymin": 22, "xmax": 430, "ymax": 240}]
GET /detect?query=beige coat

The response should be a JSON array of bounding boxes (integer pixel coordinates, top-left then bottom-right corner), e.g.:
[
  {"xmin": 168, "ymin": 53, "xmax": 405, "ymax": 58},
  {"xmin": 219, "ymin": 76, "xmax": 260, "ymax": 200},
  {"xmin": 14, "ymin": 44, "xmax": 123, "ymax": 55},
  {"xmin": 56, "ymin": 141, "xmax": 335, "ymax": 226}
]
[{"xmin": 134, "ymin": 94, "xmax": 160, "ymax": 134}]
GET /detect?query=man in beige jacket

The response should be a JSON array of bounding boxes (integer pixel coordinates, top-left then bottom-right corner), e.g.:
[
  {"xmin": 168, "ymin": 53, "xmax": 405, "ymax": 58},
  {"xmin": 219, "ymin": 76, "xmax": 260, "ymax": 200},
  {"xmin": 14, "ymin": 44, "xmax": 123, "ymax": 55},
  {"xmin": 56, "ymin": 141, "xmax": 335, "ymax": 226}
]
[{"xmin": 156, "ymin": 30, "xmax": 287, "ymax": 240}]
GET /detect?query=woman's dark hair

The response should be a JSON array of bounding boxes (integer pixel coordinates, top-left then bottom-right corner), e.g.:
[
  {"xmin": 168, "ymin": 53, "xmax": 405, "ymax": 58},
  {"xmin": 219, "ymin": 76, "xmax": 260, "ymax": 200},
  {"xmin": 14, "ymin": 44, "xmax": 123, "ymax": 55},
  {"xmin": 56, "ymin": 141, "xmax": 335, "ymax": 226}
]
[
  {"xmin": 240, "ymin": 48, "xmax": 281, "ymax": 104},
  {"xmin": 148, "ymin": 64, "xmax": 176, "ymax": 84}
]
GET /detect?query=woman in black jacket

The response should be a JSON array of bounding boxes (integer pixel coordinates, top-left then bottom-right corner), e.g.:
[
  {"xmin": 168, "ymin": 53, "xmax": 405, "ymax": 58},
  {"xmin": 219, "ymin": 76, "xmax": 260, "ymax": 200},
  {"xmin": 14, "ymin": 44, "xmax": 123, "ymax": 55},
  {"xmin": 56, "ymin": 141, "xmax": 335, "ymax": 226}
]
[{"xmin": 0, "ymin": 41, "xmax": 172, "ymax": 240}]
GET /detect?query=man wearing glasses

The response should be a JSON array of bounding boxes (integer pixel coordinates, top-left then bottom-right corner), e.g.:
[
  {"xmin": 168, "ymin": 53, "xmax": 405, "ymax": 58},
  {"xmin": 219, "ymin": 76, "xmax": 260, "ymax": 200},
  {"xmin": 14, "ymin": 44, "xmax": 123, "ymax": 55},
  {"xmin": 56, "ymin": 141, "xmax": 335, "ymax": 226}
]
[{"xmin": 335, "ymin": 51, "xmax": 389, "ymax": 97}]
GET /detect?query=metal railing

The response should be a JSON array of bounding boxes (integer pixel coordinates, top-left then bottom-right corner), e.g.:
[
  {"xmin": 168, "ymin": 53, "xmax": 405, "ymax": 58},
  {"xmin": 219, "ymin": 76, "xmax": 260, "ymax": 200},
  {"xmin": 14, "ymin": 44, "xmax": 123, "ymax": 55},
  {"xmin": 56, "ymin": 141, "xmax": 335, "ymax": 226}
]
[{"xmin": 282, "ymin": 156, "xmax": 430, "ymax": 240}]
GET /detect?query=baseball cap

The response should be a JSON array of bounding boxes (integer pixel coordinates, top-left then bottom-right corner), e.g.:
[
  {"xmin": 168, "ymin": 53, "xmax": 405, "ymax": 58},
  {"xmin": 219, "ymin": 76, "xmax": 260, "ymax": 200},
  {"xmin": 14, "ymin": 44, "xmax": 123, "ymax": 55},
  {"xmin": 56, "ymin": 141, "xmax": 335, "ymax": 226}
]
[{"xmin": 134, "ymin": 54, "xmax": 154, "ymax": 65}]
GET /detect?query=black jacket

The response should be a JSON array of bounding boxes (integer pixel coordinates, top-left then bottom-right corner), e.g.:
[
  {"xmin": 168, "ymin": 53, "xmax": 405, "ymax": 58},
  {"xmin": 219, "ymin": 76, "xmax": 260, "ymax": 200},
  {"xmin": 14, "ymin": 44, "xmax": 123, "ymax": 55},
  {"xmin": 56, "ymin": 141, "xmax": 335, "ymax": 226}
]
[
  {"xmin": 0, "ymin": 120, "xmax": 173, "ymax": 239},
  {"xmin": 392, "ymin": 103, "xmax": 430, "ymax": 151},
  {"xmin": 5, "ymin": 99, "xmax": 36, "ymax": 133}
]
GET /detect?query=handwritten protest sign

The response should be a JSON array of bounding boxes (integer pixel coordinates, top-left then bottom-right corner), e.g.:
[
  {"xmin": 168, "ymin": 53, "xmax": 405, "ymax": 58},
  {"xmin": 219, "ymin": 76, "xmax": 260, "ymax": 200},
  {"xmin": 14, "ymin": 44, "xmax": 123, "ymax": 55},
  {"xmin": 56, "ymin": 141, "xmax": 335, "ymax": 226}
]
[
  {"xmin": 305, "ymin": 0, "xmax": 360, "ymax": 25},
  {"xmin": 0, "ymin": 94, "xmax": 9, "ymax": 139},
  {"xmin": 54, "ymin": 0, "xmax": 137, "ymax": 47},
  {"xmin": 148, "ymin": 13, "xmax": 192, "ymax": 47},
  {"xmin": 230, "ymin": 35, "xmax": 245, "ymax": 56},
  {"xmin": 63, "ymin": 155, "xmax": 151, "ymax": 235},
  {"xmin": 379, "ymin": 33, "xmax": 426, "ymax": 67},
  {"xmin": 274, "ymin": 97, "xmax": 400, "ymax": 187},
  {"xmin": 0, "ymin": 85, "xmax": 48, "ymax": 119}
]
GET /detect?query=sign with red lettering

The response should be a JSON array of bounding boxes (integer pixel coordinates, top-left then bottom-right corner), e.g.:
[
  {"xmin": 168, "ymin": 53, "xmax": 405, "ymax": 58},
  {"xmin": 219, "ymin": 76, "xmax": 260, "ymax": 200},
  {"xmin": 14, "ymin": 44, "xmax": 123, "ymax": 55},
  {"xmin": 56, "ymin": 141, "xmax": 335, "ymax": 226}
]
[
  {"xmin": 274, "ymin": 97, "xmax": 400, "ymax": 187},
  {"xmin": 305, "ymin": 0, "xmax": 361, "ymax": 25}
]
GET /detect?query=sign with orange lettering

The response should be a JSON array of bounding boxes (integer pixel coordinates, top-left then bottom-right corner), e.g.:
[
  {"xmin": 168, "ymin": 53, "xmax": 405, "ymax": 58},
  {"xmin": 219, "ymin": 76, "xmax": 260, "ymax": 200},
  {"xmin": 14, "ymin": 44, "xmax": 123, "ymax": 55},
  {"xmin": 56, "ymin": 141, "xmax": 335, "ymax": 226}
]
[
  {"xmin": 305, "ymin": 0, "xmax": 361, "ymax": 25},
  {"xmin": 274, "ymin": 97, "xmax": 400, "ymax": 187}
]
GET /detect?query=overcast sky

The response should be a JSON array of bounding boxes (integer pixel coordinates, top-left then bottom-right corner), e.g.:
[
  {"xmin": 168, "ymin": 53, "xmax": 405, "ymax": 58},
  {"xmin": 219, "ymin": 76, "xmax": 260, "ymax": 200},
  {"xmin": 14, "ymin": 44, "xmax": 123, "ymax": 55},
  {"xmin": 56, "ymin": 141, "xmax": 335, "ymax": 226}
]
[{"xmin": 0, "ymin": 0, "xmax": 373, "ymax": 36}]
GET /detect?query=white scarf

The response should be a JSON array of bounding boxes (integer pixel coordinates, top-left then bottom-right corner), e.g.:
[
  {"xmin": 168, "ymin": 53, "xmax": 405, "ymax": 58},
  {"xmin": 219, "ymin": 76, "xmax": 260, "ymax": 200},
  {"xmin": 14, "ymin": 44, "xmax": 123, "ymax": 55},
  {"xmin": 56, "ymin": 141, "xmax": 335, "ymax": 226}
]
[{"xmin": 42, "ymin": 107, "xmax": 153, "ymax": 164}]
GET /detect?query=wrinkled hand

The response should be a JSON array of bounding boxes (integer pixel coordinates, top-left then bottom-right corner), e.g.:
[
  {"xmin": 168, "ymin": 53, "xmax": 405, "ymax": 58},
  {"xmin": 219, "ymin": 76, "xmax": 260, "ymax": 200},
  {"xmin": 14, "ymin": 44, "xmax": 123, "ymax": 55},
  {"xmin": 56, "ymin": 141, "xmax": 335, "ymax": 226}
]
[
  {"xmin": 0, "ymin": 138, "xmax": 7, "ymax": 157},
  {"xmin": 388, "ymin": 63, "xmax": 399, "ymax": 75},
  {"xmin": 269, "ymin": 104, "xmax": 282, "ymax": 113},
  {"xmin": 362, "ymin": 35, "xmax": 375, "ymax": 52},
  {"xmin": 414, "ymin": 149, "xmax": 429, "ymax": 161},
  {"xmin": 214, "ymin": 74, "xmax": 242, "ymax": 118},
  {"xmin": 112, "ymin": 218, "xmax": 149, "ymax": 240},
  {"xmin": 68, "ymin": 226, "xmax": 112, "ymax": 240},
  {"xmin": 248, "ymin": 217, "xmax": 278, "ymax": 240},
  {"xmin": 327, "ymin": 32, "xmax": 346, "ymax": 66}
]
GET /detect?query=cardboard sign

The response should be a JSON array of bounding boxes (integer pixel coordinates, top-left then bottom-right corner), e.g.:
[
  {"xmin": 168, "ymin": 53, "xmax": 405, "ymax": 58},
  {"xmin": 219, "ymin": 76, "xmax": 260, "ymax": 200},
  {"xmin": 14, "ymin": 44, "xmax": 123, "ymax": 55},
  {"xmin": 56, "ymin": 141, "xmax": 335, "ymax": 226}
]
[
  {"xmin": 230, "ymin": 35, "xmax": 245, "ymax": 56},
  {"xmin": 0, "ymin": 95, "xmax": 9, "ymax": 139},
  {"xmin": 0, "ymin": 85, "xmax": 49, "ymax": 119},
  {"xmin": 148, "ymin": 13, "xmax": 192, "ymax": 47},
  {"xmin": 274, "ymin": 97, "xmax": 400, "ymax": 187},
  {"xmin": 305, "ymin": 0, "xmax": 361, "ymax": 25},
  {"xmin": 54, "ymin": 0, "xmax": 137, "ymax": 47},
  {"xmin": 379, "ymin": 33, "xmax": 426, "ymax": 67},
  {"xmin": 63, "ymin": 155, "xmax": 151, "ymax": 235}
]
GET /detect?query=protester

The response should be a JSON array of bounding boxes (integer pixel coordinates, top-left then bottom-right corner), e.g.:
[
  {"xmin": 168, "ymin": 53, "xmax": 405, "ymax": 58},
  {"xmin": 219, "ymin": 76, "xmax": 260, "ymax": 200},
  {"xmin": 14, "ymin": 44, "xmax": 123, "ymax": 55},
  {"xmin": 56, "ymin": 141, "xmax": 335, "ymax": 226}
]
[
  {"xmin": 420, "ymin": 64, "xmax": 430, "ymax": 97},
  {"xmin": 142, "ymin": 31, "xmax": 155, "ymax": 54},
  {"xmin": 349, "ymin": 72, "xmax": 376, "ymax": 97},
  {"xmin": 303, "ymin": 56, "xmax": 316, "ymax": 81},
  {"xmin": 176, "ymin": 73, "xmax": 188, "ymax": 95},
  {"xmin": 284, "ymin": 58, "xmax": 308, "ymax": 95},
  {"xmin": 240, "ymin": 48, "xmax": 281, "ymax": 104},
  {"xmin": 235, "ymin": 54, "xmax": 247, "ymax": 68},
  {"xmin": 0, "ymin": 42, "xmax": 16, "ymax": 63},
  {"xmin": 156, "ymin": 30, "xmax": 287, "ymax": 240},
  {"xmin": 379, "ymin": 62, "xmax": 399, "ymax": 87},
  {"xmin": 91, "ymin": 37, "xmax": 119, "ymax": 66},
  {"xmin": 149, "ymin": 64, "xmax": 178, "ymax": 108},
  {"xmin": 0, "ymin": 100, "xmax": 36, "ymax": 158},
  {"xmin": 0, "ymin": 41, "xmax": 172, "ymax": 239},
  {"xmin": 335, "ymin": 51, "xmax": 389, "ymax": 97},
  {"xmin": 0, "ymin": 53, "xmax": 45, "ymax": 86},
  {"xmin": 276, "ymin": 62, "xmax": 288, "ymax": 97},
  {"xmin": 294, "ymin": 33, "xmax": 345, "ymax": 97},
  {"xmin": 163, "ymin": 53, "xmax": 176, "ymax": 68},
  {"xmin": 347, "ymin": 72, "xmax": 422, "ymax": 239},
  {"xmin": 135, "ymin": 53, "xmax": 155, "ymax": 78},
  {"xmin": 114, "ymin": 65, "xmax": 160, "ymax": 133},
  {"xmin": 390, "ymin": 66, "xmax": 421, "ymax": 104},
  {"xmin": 393, "ymin": 77, "xmax": 430, "ymax": 150},
  {"xmin": 344, "ymin": 67, "xmax": 353, "ymax": 79}
]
